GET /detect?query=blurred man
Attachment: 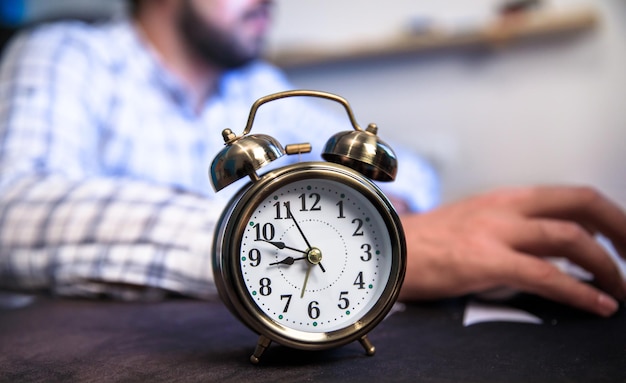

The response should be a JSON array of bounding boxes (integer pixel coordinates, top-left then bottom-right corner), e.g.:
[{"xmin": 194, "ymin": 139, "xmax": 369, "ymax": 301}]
[{"xmin": 0, "ymin": 0, "xmax": 624, "ymax": 317}]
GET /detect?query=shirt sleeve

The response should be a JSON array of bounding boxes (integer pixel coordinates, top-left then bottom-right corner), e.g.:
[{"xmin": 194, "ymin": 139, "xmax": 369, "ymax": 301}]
[{"xmin": 0, "ymin": 26, "xmax": 218, "ymax": 300}]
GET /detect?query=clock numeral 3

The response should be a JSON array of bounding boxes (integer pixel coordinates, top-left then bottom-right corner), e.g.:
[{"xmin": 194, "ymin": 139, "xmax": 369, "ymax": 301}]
[{"xmin": 360, "ymin": 244, "xmax": 372, "ymax": 261}]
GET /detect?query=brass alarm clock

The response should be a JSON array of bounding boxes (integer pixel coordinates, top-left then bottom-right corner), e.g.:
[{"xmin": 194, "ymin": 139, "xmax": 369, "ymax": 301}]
[{"xmin": 209, "ymin": 90, "xmax": 406, "ymax": 363}]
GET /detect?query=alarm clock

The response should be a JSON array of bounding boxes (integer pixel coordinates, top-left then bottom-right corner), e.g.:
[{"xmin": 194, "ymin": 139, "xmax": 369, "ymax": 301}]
[{"xmin": 209, "ymin": 90, "xmax": 406, "ymax": 363}]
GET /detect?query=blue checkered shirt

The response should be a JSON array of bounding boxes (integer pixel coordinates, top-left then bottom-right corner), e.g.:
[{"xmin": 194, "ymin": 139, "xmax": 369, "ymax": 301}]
[{"xmin": 0, "ymin": 17, "xmax": 439, "ymax": 300}]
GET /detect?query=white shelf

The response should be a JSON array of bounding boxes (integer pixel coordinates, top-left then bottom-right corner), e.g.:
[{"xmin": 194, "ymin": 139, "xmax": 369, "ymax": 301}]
[{"xmin": 267, "ymin": 7, "xmax": 599, "ymax": 68}]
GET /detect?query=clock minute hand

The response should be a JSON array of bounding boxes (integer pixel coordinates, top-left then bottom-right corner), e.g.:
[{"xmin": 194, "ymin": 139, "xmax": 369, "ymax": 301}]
[
  {"xmin": 289, "ymin": 209, "xmax": 326, "ymax": 274},
  {"xmin": 288, "ymin": 209, "xmax": 312, "ymax": 249},
  {"xmin": 288, "ymin": 209, "xmax": 327, "ymax": 273}
]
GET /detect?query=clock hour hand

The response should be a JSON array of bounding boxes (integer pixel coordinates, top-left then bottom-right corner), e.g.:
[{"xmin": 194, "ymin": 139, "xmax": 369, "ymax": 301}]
[
  {"xmin": 258, "ymin": 239, "xmax": 326, "ymax": 272},
  {"xmin": 269, "ymin": 256, "xmax": 306, "ymax": 266},
  {"xmin": 256, "ymin": 239, "xmax": 307, "ymax": 254}
]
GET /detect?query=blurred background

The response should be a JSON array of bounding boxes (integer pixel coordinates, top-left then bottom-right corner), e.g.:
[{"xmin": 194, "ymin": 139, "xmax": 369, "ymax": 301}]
[{"xmin": 1, "ymin": 0, "xmax": 624, "ymax": 206}]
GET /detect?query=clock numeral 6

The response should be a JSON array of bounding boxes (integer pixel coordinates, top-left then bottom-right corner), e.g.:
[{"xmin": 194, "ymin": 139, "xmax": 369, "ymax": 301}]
[{"xmin": 308, "ymin": 301, "xmax": 320, "ymax": 319}]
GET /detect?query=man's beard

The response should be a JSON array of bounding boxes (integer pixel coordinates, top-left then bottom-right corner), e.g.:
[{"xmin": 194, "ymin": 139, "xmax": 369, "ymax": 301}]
[{"xmin": 176, "ymin": 0, "xmax": 263, "ymax": 69}]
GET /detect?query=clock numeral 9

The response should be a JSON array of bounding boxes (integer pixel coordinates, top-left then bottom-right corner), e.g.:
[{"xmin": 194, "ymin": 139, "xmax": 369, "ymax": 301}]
[
  {"xmin": 253, "ymin": 223, "xmax": 275, "ymax": 241},
  {"xmin": 248, "ymin": 248, "xmax": 261, "ymax": 267},
  {"xmin": 259, "ymin": 278, "xmax": 272, "ymax": 296},
  {"xmin": 308, "ymin": 301, "xmax": 320, "ymax": 319}
]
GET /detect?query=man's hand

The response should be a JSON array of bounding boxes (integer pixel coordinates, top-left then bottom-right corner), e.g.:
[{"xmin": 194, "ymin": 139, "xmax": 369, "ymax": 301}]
[{"xmin": 399, "ymin": 186, "xmax": 626, "ymax": 317}]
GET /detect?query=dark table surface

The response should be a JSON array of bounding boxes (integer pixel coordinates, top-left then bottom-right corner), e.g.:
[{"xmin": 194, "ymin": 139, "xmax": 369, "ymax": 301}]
[{"xmin": 0, "ymin": 293, "xmax": 624, "ymax": 383}]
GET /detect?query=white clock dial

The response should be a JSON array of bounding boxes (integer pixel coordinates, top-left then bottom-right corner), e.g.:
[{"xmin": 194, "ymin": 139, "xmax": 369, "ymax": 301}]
[{"xmin": 239, "ymin": 178, "xmax": 393, "ymax": 333}]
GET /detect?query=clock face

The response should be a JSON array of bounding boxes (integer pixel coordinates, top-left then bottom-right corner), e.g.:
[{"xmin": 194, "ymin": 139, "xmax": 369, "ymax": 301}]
[{"xmin": 237, "ymin": 176, "xmax": 395, "ymax": 334}]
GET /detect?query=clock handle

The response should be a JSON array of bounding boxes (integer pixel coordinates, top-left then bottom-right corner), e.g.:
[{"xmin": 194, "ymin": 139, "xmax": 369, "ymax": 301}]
[
  {"xmin": 241, "ymin": 89, "xmax": 363, "ymax": 137},
  {"xmin": 239, "ymin": 89, "xmax": 398, "ymax": 182},
  {"xmin": 209, "ymin": 89, "xmax": 398, "ymax": 192}
]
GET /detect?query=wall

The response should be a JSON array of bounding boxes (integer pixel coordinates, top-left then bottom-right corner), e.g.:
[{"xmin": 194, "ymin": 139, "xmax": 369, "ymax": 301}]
[{"xmin": 268, "ymin": 0, "xmax": 626, "ymax": 206}]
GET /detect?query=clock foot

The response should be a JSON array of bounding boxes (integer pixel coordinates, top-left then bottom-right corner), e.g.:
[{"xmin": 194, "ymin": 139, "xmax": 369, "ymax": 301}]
[
  {"xmin": 359, "ymin": 335, "xmax": 376, "ymax": 356},
  {"xmin": 250, "ymin": 335, "xmax": 272, "ymax": 364}
]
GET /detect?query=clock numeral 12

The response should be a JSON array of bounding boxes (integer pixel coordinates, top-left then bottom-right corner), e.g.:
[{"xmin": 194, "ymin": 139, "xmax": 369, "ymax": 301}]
[
  {"xmin": 299, "ymin": 193, "xmax": 321, "ymax": 212},
  {"xmin": 274, "ymin": 194, "xmax": 323, "ymax": 219}
]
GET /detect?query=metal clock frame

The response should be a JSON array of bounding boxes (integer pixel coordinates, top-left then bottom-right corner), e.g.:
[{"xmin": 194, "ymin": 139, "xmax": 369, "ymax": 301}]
[{"xmin": 212, "ymin": 161, "xmax": 406, "ymax": 362}]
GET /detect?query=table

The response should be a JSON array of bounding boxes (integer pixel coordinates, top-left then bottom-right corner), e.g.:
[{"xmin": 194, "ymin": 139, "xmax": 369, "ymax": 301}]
[{"xmin": 0, "ymin": 293, "xmax": 624, "ymax": 382}]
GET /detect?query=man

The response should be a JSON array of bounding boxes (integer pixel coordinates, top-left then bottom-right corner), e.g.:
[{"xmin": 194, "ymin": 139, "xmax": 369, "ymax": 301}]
[{"xmin": 0, "ymin": 0, "xmax": 624, "ymax": 317}]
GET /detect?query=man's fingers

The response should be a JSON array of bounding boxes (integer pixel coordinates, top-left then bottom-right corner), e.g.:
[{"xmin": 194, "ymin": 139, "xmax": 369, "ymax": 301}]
[
  {"xmin": 502, "ymin": 218, "xmax": 626, "ymax": 300},
  {"xmin": 504, "ymin": 252, "xmax": 620, "ymax": 317},
  {"xmin": 511, "ymin": 187, "xmax": 626, "ymax": 260}
]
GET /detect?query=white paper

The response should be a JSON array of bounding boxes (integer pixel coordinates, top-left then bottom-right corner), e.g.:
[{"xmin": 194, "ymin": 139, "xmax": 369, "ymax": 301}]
[{"xmin": 463, "ymin": 300, "xmax": 543, "ymax": 327}]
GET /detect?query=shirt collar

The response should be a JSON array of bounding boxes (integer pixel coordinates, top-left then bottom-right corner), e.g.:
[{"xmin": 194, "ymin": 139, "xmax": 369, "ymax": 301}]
[{"xmin": 109, "ymin": 16, "xmax": 205, "ymax": 117}]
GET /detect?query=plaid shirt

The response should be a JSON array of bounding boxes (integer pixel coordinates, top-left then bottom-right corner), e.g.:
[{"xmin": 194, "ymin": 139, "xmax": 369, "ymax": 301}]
[{"xmin": 0, "ymin": 17, "xmax": 439, "ymax": 300}]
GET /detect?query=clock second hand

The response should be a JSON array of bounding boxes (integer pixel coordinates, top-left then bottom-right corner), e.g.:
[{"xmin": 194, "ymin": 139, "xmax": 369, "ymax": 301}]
[{"xmin": 300, "ymin": 263, "xmax": 312, "ymax": 298}]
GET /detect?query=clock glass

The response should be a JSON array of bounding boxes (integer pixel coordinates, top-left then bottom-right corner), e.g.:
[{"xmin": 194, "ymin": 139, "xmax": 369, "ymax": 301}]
[{"xmin": 238, "ymin": 177, "xmax": 394, "ymax": 334}]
